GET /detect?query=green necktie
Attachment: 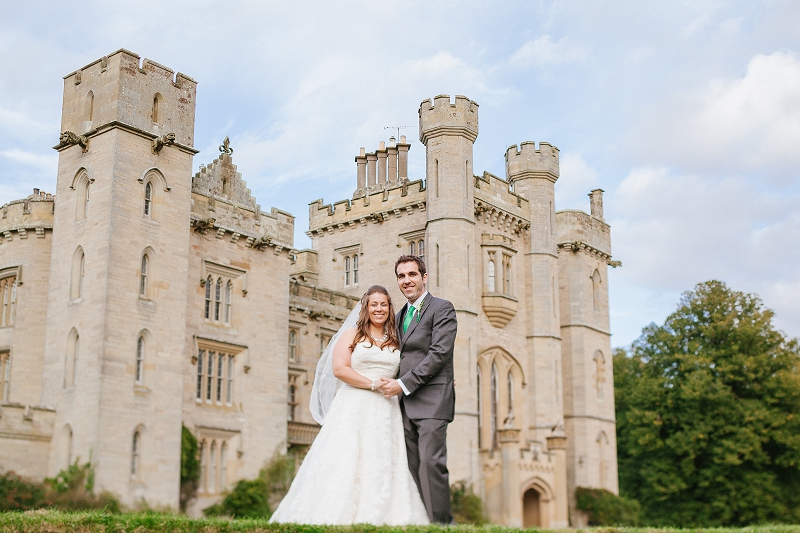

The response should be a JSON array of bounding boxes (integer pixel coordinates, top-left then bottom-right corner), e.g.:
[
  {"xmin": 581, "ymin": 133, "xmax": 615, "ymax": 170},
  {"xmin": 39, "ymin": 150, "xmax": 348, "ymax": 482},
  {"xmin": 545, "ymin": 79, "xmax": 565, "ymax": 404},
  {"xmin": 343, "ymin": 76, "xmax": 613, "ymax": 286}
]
[{"xmin": 402, "ymin": 305, "xmax": 416, "ymax": 333}]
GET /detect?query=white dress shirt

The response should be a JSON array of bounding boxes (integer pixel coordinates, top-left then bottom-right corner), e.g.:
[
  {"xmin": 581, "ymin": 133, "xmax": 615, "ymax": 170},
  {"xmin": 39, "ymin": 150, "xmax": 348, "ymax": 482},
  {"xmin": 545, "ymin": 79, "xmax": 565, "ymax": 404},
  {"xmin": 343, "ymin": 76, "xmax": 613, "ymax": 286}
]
[{"xmin": 397, "ymin": 291, "xmax": 428, "ymax": 396}]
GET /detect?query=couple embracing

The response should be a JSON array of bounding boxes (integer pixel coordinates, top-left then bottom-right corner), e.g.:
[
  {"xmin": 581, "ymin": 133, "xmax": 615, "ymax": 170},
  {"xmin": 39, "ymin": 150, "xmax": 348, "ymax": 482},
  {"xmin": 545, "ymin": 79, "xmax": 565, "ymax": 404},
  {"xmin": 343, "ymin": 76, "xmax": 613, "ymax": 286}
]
[{"xmin": 270, "ymin": 255, "xmax": 457, "ymax": 525}]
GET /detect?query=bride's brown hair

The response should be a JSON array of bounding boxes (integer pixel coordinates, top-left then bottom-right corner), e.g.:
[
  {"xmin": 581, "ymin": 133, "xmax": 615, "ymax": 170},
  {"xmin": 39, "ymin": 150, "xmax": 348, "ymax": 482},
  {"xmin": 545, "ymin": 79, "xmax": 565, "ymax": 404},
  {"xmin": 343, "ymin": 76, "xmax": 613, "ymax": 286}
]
[{"xmin": 349, "ymin": 285, "xmax": 400, "ymax": 351}]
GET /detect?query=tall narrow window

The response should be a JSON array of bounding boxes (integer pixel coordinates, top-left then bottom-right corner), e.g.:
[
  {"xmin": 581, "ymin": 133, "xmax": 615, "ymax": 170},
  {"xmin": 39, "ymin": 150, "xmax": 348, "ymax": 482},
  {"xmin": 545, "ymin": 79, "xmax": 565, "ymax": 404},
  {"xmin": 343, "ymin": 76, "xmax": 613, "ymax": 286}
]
[
  {"xmin": 204, "ymin": 276, "xmax": 212, "ymax": 319},
  {"xmin": 434, "ymin": 159, "xmax": 439, "ymax": 198},
  {"xmin": 344, "ymin": 256, "xmax": 350, "ymax": 286},
  {"xmin": 206, "ymin": 352, "xmax": 214, "ymax": 402},
  {"xmin": 507, "ymin": 371, "xmax": 515, "ymax": 420},
  {"xmin": 0, "ymin": 276, "xmax": 15, "ymax": 326},
  {"xmin": 152, "ymin": 94, "xmax": 161, "ymax": 123},
  {"xmin": 487, "ymin": 258, "xmax": 496, "ymax": 293},
  {"xmin": 226, "ymin": 355, "xmax": 234, "ymax": 404},
  {"xmin": 199, "ymin": 440, "xmax": 206, "ymax": 492},
  {"xmin": 83, "ymin": 182, "xmax": 90, "ymax": 219},
  {"xmin": 476, "ymin": 367, "xmax": 482, "ymax": 449},
  {"xmin": 0, "ymin": 352, "xmax": 10, "ymax": 402},
  {"xmin": 135, "ymin": 336, "xmax": 144, "ymax": 384},
  {"xmin": 216, "ymin": 354, "xmax": 224, "ymax": 403},
  {"xmin": 288, "ymin": 384, "xmax": 296, "ymax": 421},
  {"xmin": 225, "ymin": 280, "xmax": 232, "ymax": 323},
  {"xmin": 591, "ymin": 269, "xmax": 602, "ymax": 311},
  {"xmin": 214, "ymin": 278, "xmax": 222, "ymax": 320},
  {"xmin": 418, "ymin": 240, "xmax": 425, "ymax": 262},
  {"xmin": 144, "ymin": 182, "xmax": 152, "ymax": 217},
  {"xmin": 131, "ymin": 431, "xmax": 140, "ymax": 475},
  {"xmin": 352, "ymin": 254, "xmax": 358, "ymax": 285},
  {"xmin": 86, "ymin": 91, "xmax": 94, "ymax": 122},
  {"xmin": 220, "ymin": 443, "xmax": 228, "ymax": 491},
  {"xmin": 75, "ymin": 173, "xmax": 90, "ymax": 221},
  {"xmin": 70, "ymin": 250, "xmax": 84, "ymax": 301},
  {"xmin": 288, "ymin": 330, "xmax": 297, "ymax": 362},
  {"xmin": 196, "ymin": 350, "xmax": 204, "ymax": 400},
  {"xmin": 410, "ymin": 241, "xmax": 416, "ymax": 255},
  {"xmin": 64, "ymin": 330, "xmax": 79, "ymax": 387},
  {"xmin": 490, "ymin": 363, "xmax": 499, "ymax": 449},
  {"xmin": 209, "ymin": 442, "xmax": 217, "ymax": 493},
  {"xmin": 595, "ymin": 351, "xmax": 606, "ymax": 401},
  {"xmin": 139, "ymin": 254, "xmax": 149, "ymax": 297},
  {"xmin": 503, "ymin": 255, "xmax": 512, "ymax": 295}
]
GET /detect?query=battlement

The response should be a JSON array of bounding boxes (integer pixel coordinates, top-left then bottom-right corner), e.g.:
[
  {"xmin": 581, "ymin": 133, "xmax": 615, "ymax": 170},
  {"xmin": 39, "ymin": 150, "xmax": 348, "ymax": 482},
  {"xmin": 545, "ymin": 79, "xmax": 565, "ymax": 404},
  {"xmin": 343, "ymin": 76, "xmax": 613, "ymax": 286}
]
[
  {"xmin": 418, "ymin": 94, "xmax": 479, "ymax": 144},
  {"xmin": 59, "ymin": 49, "xmax": 197, "ymax": 149},
  {"xmin": 474, "ymin": 171, "xmax": 529, "ymax": 218},
  {"xmin": 505, "ymin": 141, "xmax": 560, "ymax": 183},
  {"xmin": 556, "ymin": 209, "xmax": 611, "ymax": 257},
  {"xmin": 0, "ymin": 189, "xmax": 55, "ymax": 239}
]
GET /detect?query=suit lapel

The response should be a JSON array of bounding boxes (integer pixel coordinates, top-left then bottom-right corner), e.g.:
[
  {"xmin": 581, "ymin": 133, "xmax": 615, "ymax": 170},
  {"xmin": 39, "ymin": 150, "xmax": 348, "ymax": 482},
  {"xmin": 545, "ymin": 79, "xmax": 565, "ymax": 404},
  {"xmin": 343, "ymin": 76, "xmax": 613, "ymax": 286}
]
[
  {"xmin": 397, "ymin": 304, "xmax": 407, "ymax": 348},
  {"xmin": 401, "ymin": 293, "xmax": 432, "ymax": 346}
]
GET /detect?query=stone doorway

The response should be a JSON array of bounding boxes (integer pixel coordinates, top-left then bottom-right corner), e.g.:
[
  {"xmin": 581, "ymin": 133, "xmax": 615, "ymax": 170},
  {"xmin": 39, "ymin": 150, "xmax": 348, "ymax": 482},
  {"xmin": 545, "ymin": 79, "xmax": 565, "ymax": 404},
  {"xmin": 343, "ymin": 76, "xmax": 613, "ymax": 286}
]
[{"xmin": 523, "ymin": 488, "xmax": 541, "ymax": 527}]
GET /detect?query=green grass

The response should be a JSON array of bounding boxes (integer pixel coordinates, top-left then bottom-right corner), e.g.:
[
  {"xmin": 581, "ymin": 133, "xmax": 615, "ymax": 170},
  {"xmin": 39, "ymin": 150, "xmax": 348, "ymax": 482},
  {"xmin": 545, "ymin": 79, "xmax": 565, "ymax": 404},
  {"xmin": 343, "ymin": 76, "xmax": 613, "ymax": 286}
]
[{"xmin": 0, "ymin": 511, "xmax": 799, "ymax": 533}]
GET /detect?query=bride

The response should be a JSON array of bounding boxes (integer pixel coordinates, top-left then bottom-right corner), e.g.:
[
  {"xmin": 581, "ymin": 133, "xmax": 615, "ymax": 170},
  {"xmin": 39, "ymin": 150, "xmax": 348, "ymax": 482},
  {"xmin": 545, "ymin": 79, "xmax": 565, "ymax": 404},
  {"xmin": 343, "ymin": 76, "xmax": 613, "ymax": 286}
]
[{"xmin": 269, "ymin": 285, "xmax": 430, "ymax": 525}]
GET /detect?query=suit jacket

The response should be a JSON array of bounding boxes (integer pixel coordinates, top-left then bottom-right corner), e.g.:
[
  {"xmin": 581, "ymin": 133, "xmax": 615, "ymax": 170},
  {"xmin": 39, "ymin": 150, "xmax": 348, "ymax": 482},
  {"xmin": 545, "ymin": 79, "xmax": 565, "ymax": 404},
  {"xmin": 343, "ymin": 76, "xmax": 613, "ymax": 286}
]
[{"xmin": 396, "ymin": 293, "xmax": 457, "ymax": 421}]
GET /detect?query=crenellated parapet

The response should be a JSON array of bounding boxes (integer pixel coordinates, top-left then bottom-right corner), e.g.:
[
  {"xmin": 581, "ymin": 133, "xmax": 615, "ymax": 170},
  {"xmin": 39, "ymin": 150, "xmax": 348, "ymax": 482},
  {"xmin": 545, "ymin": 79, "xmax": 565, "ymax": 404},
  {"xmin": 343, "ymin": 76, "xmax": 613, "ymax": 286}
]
[
  {"xmin": 307, "ymin": 179, "xmax": 426, "ymax": 239},
  {"xmin": 505, "ymin": 141, "xmax": 560, "ymax": 184},
  {"xmin": 555, "ymin": 210, "xmax": 614, "ymax": 264},
  {"xmin": 0, "ymin": 189, "xmax": 55, "ymax": 243},
  {"xmin": 289, "ymin": 278, "xmax": 360, "ymax": 323},
  {"xmin": 418, "ymin": 95, "xmax": 479, "ymax": 144}
]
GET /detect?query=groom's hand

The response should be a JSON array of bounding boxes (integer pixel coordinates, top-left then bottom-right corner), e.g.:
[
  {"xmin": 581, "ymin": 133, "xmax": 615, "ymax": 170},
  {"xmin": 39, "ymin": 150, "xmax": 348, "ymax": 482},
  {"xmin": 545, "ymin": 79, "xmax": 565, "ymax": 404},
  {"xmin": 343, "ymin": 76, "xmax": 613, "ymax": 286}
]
[{"xmin": 381, "ymin": 379, "xmax": 403, "ymax": 397}]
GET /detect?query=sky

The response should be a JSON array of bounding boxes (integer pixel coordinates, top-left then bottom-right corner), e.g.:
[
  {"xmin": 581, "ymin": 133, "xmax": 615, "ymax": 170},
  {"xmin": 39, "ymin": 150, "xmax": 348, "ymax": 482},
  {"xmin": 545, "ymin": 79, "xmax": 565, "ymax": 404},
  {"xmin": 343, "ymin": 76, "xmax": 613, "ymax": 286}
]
[{"xmin": 1, "ymin": 1, "xmax": 798, "ymax": 348}]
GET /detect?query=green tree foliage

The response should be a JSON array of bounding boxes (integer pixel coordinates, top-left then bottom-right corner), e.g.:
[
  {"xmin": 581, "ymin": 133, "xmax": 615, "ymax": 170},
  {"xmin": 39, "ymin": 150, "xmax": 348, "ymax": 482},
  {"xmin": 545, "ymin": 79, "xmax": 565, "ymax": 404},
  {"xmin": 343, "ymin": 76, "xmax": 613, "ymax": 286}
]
[
  {"xmin": 179, "ymin": 425, "xmax": 200, "ymax": 512},
  {"xmin": 450, "ymin": 481, "xmax": 487, "ymax": 525},
  {"xmin": 575, "ymin": 487, "xmax": 640, "ymax": 526},
  {"xmin": 0, "ymin": 471, "xmax": 51, "ymax": 511},
  {"xmin": 615, "ymin": 281, "xmax": 800, "ymax": 526}
]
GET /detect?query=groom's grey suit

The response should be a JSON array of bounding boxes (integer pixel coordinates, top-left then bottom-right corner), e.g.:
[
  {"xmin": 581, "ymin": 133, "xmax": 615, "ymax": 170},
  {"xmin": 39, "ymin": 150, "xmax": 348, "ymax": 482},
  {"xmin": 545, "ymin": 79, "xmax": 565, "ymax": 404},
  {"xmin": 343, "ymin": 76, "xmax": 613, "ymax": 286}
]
[{"xmin": 396, "ymin": 293, "xmax": 457, "ymax": 524}]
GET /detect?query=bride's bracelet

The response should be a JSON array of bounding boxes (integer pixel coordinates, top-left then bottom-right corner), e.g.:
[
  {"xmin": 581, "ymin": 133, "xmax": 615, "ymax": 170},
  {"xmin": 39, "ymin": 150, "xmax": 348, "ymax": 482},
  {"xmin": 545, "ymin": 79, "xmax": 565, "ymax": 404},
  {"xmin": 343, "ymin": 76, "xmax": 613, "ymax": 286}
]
[{"xmin": 370, "ymin": 379, "xmax": 376, "ymax": 392}]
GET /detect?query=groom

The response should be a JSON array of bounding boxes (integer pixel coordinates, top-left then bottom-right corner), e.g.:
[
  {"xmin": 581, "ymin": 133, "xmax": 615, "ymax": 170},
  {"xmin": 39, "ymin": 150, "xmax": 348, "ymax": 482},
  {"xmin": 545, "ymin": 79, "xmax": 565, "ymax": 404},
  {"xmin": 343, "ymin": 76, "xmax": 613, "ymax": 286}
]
[{"xmin": 381, "ymin": 255, "xmax": 457, "ymax": 524}]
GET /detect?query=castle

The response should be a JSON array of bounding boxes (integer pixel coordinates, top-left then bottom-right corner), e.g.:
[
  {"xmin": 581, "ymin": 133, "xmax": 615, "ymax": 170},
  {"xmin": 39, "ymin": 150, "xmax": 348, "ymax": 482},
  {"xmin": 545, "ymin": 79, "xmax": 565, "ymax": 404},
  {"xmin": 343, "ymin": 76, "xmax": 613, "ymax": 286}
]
[{"xmin": 0, "ymin": 50, "xmax": 618, "ymax": 527}]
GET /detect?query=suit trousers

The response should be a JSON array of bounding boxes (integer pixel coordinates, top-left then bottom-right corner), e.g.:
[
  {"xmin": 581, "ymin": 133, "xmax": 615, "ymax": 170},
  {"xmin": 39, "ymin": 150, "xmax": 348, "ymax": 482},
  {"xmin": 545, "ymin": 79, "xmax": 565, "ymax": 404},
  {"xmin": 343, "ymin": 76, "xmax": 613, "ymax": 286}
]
[{"xmin": 401, "ymin": 407, "xmax": 452, "ymax": 524}]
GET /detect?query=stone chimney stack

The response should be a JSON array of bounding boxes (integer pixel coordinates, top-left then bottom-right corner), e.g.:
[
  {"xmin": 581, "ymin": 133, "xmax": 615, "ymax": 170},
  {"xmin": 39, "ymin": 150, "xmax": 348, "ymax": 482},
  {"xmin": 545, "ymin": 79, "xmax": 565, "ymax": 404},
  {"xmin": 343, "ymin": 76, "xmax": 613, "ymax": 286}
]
[
  {"xmin": 387, "ymin": 137, "xmax": 398, "ymax": 184},
  {"xmin": 397, "ymin": 135, "xmax": 410, "ymax": 180},
  {"xmin": 366, "ymin": 152, "xmax": 377, "ymax": 188},
  {"xmin": 354, "ymin": 147, "xmax": 367, "ymax": 195},
  {"xmin": 589, "ymin": 189, "xmax": 604, "ymax": 219},
  {"xmin": 377, "ymin": 141, "xmax": 387, "ymax": 186}
]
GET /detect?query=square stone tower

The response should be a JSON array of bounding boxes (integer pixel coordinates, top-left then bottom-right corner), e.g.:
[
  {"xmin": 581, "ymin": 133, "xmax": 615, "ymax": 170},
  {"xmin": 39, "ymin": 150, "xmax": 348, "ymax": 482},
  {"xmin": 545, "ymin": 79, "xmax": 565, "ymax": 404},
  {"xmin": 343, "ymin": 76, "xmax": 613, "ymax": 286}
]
[{"xmin": 41, "ymin": 49, "xmax": 197, "ymax": 507}]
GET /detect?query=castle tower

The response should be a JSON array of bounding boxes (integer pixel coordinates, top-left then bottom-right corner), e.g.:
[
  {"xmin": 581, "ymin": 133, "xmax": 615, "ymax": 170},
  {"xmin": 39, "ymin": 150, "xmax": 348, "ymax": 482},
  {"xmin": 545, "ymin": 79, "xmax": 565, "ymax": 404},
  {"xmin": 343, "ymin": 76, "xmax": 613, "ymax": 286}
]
[
  {"xmin": 418, "ymin": 95, "xmax": 481, "ymax": 488},
  {"xmin": 41, "ymin": 49, "xmax": 197, "ymax": 507},
  {"xmin": 505, "ymin": 142, "xmax": 569, "ymax": 526},
  {"xmin": 556, "ymin": 191, "xmax": 619, "ymax": 522}
]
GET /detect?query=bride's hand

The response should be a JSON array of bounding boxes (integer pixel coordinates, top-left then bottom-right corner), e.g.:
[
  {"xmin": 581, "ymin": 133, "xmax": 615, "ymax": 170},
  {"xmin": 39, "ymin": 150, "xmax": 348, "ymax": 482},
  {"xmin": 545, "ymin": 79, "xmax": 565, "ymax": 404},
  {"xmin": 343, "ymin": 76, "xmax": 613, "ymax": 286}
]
[{"xmin": 375, "ymin": 377, "xmax": 391, "ymax": 391}]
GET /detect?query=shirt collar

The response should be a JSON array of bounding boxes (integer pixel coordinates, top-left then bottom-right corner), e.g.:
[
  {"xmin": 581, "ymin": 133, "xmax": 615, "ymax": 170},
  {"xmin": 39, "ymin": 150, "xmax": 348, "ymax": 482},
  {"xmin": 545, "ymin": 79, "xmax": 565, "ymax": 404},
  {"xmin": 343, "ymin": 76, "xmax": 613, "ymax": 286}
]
[{"xmin": 408, "ymin": 290, "xmax": 428, "ymax": 309}]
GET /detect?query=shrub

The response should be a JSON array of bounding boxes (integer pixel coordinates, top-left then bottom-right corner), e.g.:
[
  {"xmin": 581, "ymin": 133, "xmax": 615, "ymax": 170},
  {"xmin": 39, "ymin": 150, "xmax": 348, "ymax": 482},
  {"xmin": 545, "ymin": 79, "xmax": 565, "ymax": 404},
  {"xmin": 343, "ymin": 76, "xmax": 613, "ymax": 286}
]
[
  {"xmin": 575, "ymin": 486, "xmax": 640, "ymax": 526},
  {"xmin": 45, "ymin": 460, "xmax": 121, "ymax": 513},
  {"xmin": 0, "ymin": 471, "xmax": 51, "ymax": 511},
  {"xmin": 179, "ymin": 425, "xmax": 200, "ymax": 512},
  {"xmin": 451, "ymin": 481, "xmax": 487, "ymax": 525}
]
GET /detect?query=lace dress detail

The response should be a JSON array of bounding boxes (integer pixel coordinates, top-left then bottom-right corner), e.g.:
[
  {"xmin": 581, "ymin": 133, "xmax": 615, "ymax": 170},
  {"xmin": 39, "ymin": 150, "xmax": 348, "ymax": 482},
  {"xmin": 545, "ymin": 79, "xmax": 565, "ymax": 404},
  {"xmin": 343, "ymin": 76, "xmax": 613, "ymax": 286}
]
[{"xmin": 270, "ymin": 342, "xmax": 429, "ymax": 525}]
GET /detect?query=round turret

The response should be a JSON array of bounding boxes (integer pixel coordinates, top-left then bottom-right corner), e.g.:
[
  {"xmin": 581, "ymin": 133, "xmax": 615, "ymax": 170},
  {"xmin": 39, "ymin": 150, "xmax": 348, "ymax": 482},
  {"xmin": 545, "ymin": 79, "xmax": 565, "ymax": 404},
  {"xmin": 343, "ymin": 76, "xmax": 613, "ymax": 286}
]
[
  {"xmin": 505, "ymin": 141, "xmax": 559, "ymax": 183},
  {"xmin": 418, "ymin": 94, "xmax": 479, "ymax": 145}
]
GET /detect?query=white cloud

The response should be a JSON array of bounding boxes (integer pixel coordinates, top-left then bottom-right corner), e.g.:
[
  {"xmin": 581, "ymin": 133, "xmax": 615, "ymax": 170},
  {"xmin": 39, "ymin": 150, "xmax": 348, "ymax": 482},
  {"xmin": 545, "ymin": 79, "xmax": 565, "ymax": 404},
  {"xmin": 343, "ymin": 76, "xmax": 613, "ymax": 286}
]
[
  {"xmin": 631, "ymin": 52, "xmax": 800, "ymax": 183},
  {"xmin": 0, "ymin": 149, "xmax": 58, "ymax": 173},
  {"xmin": 507, "ymin": 36, "xmax": 588, "ymax": 68}
]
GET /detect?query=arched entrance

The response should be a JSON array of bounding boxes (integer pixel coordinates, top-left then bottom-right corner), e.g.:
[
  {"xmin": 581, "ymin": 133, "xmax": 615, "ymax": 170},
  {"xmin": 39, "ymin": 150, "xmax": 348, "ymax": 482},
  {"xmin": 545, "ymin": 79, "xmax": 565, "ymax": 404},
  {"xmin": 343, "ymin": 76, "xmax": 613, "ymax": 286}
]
[{"xmin": 523, "ymin": 488, "xmax": 541, "ymax": 527}]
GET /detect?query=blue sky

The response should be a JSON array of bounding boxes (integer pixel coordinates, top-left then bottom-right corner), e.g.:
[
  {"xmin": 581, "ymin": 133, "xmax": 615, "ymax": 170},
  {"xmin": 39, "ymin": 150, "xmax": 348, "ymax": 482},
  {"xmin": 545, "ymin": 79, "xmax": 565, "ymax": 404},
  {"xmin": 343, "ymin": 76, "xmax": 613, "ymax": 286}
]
[{"xmin": 1, "ymin": 1, "xmax": 798, "ymax": 347}]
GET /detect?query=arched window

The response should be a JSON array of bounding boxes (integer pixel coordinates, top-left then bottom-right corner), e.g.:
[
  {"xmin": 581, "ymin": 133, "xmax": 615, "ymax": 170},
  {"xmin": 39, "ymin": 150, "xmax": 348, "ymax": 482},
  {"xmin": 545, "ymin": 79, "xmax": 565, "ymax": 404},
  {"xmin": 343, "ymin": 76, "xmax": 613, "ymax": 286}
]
[
  {"xmin": 64, "ymin": 329, "xmax": 79, "ymax": 387},
  {"xmin": 214, "ymin": 278, "xmax": 222, "ymax": 321},
  {"xmin": 0, "ymin": 352, "xmax": 10, "ymax": 402},
  {"xmin": 74, "ymin": 171, "xmax": 91, "ymax": 221},
  {"xmin": 135, "ymin": 336, "xmax": 145, "ymax": 384},
  {"xmin": 216, "ymin": 354, "xmax": 224, "ymax": 403},
  {"xmin": 226, "ymin": 355, "xmax": 234, "ymax": 404},
  {"xmin": 595, "ymin": 351, "xmax": 606, "ymax": 401},
  {"xmin": 465, "ymin": 159, "xmax": 470, "ymax": 182},
  {"xmin": 152, "ymin": 93, "xmax": 161, "ymax": 123},
  {"xmin": 209, "ymin": 441, "xmax": 217, "ymax": 493},
  {"xmin": 220, "ymin": 442, "xmax": 228, "ymax": 491},
  {"xmin": 344, "ymin": 256, "xmax": 350, "ymax": 286},
  {"xmin": 144, "ymin": 182, "xmax": 153, "ymax": 217},
  {"xmin": 288, "ymin": 329, "xmax": 297, "ymax": 362},
  {"xmin": 70, "ymin": 248, "xmax": 85, "ymax": 301},
  {"xmin": 139, "ymin": 254, "xmax": 149, "ymax": 297},
  {"xmin": 433, "ymin": 159, "xmax": 439, "ymax": 198},
  {"xmin": 196, "ymin": 349, "xmax": 204, "ymax": 400},
  {"xmin": 225, "ymin": 280, "xmax": 232, "ymax": 323},
  {"xmin": 204, "ymin": 275, "xmax": 212, "ymax": 319},
  {"xmin": 418, "ymin": 240, "xmax": 425, "ymax": 262},
  {"xmin": 476, "ymin": 367, "xmax": 482, "ymax": 448},
  {"xmin": 131, "ymin": 430, "xmax": 140, "ymax": 475},
  {"xmin": 591, "ymin": 269, "xmax": 602, "ymax": 311},
  {"xmin": 1, "ymin": 275, "xmax": 18, "ymax": 327},
  {"xmin": 352, "ymin": 254, "xmax": 358, "ymax": 285},
  {"xmin": 487, "ymin": 259, "xmax": 496, "ymax": 293},
  {"xmin": 85, "ymin": 91, "xmax": 94, "ymax": 122},
  {"xmin": 503, "ymin": 255, "xmax": 512, "ymax": 295},
  {"xmin": 507, "ymin": 371, "xmax": 515, "ymax": 419},
  {"xmin": 410, "ymin": 241, "xmax": 415, "ymax": 256},
  {"xmin": 490, "ymin": 363, "xmax": 499, "ymax": 449}
]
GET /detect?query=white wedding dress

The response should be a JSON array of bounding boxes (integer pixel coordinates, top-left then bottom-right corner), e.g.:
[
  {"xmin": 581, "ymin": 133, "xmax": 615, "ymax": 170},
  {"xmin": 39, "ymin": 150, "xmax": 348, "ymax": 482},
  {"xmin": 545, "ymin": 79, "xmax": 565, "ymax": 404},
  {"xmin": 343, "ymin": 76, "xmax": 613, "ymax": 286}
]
[{"xmin": 270, "ymin": 341, "xmax": 430, "ymax": 525}]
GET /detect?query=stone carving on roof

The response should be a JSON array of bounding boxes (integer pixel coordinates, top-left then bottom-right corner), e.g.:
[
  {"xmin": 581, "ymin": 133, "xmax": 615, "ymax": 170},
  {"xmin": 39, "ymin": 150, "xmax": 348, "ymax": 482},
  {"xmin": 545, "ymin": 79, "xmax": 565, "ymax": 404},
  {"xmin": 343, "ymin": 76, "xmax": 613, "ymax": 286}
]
[{"xmin": 191, "ymin": 138, "xmax": 258, "ymax": 212}]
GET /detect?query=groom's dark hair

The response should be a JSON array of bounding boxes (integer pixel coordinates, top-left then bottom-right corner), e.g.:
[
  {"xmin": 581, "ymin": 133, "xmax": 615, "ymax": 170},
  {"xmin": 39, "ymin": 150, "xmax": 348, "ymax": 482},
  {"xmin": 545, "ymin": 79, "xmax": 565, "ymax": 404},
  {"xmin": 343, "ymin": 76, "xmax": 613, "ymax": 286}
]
[{"xmin": 395, "ymin": 255, "xmax": 427, "ymax": 276}]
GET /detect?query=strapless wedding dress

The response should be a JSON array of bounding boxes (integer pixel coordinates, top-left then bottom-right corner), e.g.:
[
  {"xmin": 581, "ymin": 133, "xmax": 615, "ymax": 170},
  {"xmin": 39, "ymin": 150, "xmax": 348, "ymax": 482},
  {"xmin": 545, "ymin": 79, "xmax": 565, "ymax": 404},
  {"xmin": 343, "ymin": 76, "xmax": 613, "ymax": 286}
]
[{"xmin": 270, "ymin": 342, "xmax": 430, "ymax": 525}]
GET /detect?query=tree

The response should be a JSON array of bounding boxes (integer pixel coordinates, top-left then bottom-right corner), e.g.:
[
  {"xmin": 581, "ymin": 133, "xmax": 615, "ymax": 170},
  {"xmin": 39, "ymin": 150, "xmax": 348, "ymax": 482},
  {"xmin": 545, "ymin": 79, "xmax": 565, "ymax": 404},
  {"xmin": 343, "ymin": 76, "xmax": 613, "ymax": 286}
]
[
  {"xmin": 615, "ymin": 281, "xmax": 800, "ymax": 526},
  {"xmin": 179, "ymin": 425, "xmax": 200, "ymax": 512}
]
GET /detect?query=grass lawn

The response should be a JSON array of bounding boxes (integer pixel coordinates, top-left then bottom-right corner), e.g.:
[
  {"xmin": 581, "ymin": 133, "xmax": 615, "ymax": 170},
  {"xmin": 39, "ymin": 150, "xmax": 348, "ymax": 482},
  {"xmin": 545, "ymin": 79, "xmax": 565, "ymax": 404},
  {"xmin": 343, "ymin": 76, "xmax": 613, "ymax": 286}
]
[{"xmin": 1, "ymin": 511, "xmax": 800, "ymax": 533}]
